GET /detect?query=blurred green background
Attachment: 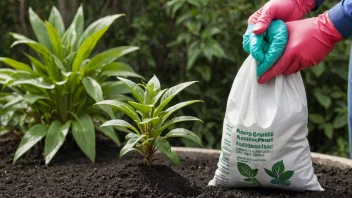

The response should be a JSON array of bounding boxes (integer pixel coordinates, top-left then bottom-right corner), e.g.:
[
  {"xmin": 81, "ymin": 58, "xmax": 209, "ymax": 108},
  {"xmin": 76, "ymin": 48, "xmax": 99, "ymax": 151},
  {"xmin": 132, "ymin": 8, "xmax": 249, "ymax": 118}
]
[{"xmin": 0, "ymin": 0, "xmax": 350, "ymax": 157}]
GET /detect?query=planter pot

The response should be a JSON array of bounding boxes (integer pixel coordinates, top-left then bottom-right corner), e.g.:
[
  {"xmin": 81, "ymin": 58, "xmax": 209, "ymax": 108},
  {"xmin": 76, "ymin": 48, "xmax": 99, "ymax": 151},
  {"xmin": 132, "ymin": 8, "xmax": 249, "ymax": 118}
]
[{"xmin": 0, "ymin": 140, "xmax": 351, "ymax": 198}]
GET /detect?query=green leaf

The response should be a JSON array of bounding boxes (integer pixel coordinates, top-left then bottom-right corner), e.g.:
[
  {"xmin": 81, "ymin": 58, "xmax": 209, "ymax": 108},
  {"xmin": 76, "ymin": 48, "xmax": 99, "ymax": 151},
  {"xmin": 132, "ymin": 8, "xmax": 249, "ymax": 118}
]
[
  {"xmin": 13, "ymin": 124, "xmax": 48, "ymax": 163},
  {"xmin": 83, "ymin": 77, "xmax": 115, "ymax": 118},
  {"xmin": 44, "ymin": 121, "xmax": 71, "ymax": 165},
  {"xmin": 96, "ymin": 100, "xmax": 141, "ymax": 122},
  {"xmin": 48, "ymin": 7, "xmax": 65, "ymax": 36},
  {"xmin": 333, "ymin": 114, "xmax": 348, "ymax": 129},
  {"xmin": 120, "ymin": 134, "xmax": 145, "ymax": 157},
  {"xmin": 272, "ymin": 160, "xmax": 285, "ymax": 176},
  {"xmin": 62, "ymin": 5, "xmax": 84, "ymax": 48},
  {"xmin": 11, "ymin": 78, "xmax": 55, "ymax": 89},
  {"xmin": 313, "ymin": 90, "xmax": 331, "ymax": 109},
  {"xmin": 101, "ymin": 62, "xmax": 143, "ymax": 79},
  {"xmin": 323, "ymin": 123, "xmax": 333, "ymax": 139},
  {"xmin": 278, "ymin": 171, "xmax": 294, "ymax": 181},
  {"xmin": 138, "ymin": 117, "xmax": 160, "ymax": 125},
  {"xmin": 311, "ymin": 63, "xmax": 325, "ymax": 78},
  {"xmin": 309, "ymin": 114, "xmax": 325, "ymax": 124},
  {"xmin": 78, "ymin": 14, "xmax": 125, "ymax": 47},
  {"xmin": 23, "ymin": 94, "xmax": 47, "ymax": 104},
  {"xmin": 160, "ymin": 100, "xmax": 202, "ymax": 125},
  {"xmin": 154, "ymin": 137, "xmax": 180, "ymax": 165},
  {"xmin": 264, "ymin": 168, "xmax": 278, "ymax": 179},
  {"xmin": 72, "ymin": 27, "xmax": 109, "ymax": 72},
  {"xmin": 154, "ymin": 81, "xmax": 197, "ymax": 116},
  {"xmin": 164, "ymin": 128, "xmax": 202, "ymax": 146},
  {"xmin": 95, "ymin": 125, "xmax": 120, "ymax": 146},
  {"xmin": 147, "ymin": 75, "xmax": 161, "ymax": 93},
  {"xmin": 128, "ymin": 101, "xmax": 153, "ymax": 115},
  {"xmin": 153, "ymin": 89, "xmax": 168, "ymax": 105},
  {"xmin": 72, "ymin": 114, "xmax": 96, "ymax": 163},
  {"xmin": 10, "ymin": 33, "xmax": 52, "ymax": 61},
  {"xmin": 84, "ymin": 46, "xmax": 139, "ymax": 73},
  {"xmin": 0, "ymin": 58, "xmax": 33, "ymax": 73},
  {"xmin": 101, "ymin": 119, "xmax": 139, "ymax": 134},
  {"xmin": 244, "ymin": 178, "xmax": 252, "ymax": 182},
  {"xmin": 187, "ymin": 48, "xmax": 201, "ymax": 70},
  {"xmin": 237, "ymin": 162, "xmax": 254, "ymax": 178},
  {"xmin": 46, "ymin": 21, "xmax": 64, "ymax": 58},
  {"xmin": 117, "ymin": 77, "xmax": 145, "ymax": 104},
  {"xmin": 29, "ymin": 7, "xmax": 52, "ymax": 50}
]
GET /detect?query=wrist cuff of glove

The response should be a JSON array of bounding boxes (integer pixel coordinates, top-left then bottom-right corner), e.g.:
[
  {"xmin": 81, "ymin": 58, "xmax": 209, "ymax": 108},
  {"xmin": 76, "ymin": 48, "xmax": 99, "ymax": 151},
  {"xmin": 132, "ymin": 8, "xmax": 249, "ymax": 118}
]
[{"xmin": 328, "ymin": 1, "xmax": 352, "ymax": 39}]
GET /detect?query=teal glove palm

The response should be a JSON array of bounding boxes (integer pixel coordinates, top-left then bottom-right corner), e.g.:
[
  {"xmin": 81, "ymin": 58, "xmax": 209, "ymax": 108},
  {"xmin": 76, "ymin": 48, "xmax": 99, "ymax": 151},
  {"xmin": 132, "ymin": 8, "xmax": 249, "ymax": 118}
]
[{"xmin": 243, "ymin": 20, "xmax": 288, "ymax": 76}]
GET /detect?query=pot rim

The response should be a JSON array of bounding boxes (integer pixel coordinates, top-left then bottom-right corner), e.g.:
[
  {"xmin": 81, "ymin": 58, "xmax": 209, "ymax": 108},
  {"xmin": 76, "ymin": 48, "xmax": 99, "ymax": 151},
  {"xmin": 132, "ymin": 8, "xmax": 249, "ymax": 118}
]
[{"xmin": 172, "ymin": 147, "xmax": 352, "ymax": 169}]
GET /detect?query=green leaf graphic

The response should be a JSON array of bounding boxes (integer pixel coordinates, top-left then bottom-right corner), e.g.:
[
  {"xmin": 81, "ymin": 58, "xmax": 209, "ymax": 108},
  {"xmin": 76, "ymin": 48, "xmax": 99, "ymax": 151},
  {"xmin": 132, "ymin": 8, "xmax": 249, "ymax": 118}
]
[
  {"xmin": 272, "ymin": 160, "xmax": 285, "ymax": 175},
  {"xmin": 264, "ymin": 168, "xmax": 278, "ymax": 179},
  {"xmin": 278, "ymin": 171, "xmax": 294, "ymax": 181},
  {"xmin": 237, "ymin": 162, "xmax": 254, "ymax": 177}
]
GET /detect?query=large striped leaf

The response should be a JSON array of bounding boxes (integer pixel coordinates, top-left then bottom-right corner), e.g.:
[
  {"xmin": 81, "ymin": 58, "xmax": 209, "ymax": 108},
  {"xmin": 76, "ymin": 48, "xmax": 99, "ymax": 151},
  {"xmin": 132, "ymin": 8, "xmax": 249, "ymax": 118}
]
[
  {"xmin": 84, "ymin": 46, "xmax": 139, "ymax": 74},
  {"xmin": 82, "ymin": 77, "xmax": 114, "ymax": 118},
  {"xmin": 44, "ymin": 121, "xmax": 71, "ymax": 165},
  {"xmin": 13, "ymin": 124, "xmax": 48, "ymax": 163},
  {"xmin": 28, "ymin": 7, "xmax": 52, "ymax": 50},
  {"xmin": 0, "ymin": 58, "xmax": 33, "ymax": 74},
  {"xmin": 46, "ymin": 21, "xmax": 64, "ymax": 58},
  {"xmin": 48, "ymin": 6, "xmax": 65, "ymax": 36},
  {"xmin": 72, "ymin": 114, "xmax": 96, "ymax": 163}
]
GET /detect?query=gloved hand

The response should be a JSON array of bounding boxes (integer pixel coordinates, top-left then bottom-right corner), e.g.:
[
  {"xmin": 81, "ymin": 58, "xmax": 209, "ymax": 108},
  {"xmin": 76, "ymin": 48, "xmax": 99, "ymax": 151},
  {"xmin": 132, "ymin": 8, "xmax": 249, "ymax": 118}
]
[
  {"xmin": 243, "ymin": 20, "xmax": 288, "ymax": 76},
  {"xmin": 258, "ymin": 12, "xmax": 343, "ymax": 84},
  {"xmin": 248, "ymin": 0, "xmax": 316, "ymax": 34}
]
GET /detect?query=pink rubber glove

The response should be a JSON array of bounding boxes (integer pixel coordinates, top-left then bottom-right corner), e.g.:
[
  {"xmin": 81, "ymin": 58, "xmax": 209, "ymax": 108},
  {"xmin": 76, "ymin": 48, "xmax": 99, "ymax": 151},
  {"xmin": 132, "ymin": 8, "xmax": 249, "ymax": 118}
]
[
  {"xmin": 258, "ymin": 12, "xmax": 343, "ymax": 84},
  {"xmin": 249, "ymin": 0, "xmax": 316, "ymax": 34}
]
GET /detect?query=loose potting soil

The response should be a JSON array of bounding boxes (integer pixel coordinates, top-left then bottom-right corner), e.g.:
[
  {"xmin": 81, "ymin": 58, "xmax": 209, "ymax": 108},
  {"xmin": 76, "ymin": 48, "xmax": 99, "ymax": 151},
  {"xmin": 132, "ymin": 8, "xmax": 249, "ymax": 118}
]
[{"xmin": 0, "ymin": 138, "xmax": 351, "ymax": 198}]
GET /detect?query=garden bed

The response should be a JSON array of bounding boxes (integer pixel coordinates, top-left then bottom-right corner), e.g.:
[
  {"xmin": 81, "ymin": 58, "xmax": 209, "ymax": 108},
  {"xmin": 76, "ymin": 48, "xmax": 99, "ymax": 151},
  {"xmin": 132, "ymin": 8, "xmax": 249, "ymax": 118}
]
[{"xmin": 0, "ymin": 138, "xmax": 351, "ymax": 198}]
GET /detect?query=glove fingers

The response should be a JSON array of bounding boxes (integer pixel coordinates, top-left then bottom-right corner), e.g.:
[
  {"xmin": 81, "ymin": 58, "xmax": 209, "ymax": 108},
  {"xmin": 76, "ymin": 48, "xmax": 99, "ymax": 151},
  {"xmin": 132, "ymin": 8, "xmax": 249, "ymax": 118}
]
[
  {"xmin": 253, "ymin": 4, "xmax": 275, "ymax": 34},
  {"xmin": 282, "ymin": 59, "xmax": 301, "ymax": 75},
  {"xmin": 258, "ymin": 53, "xmax": 292, "ymax": 84},
  {"xmin": 257, "ymin": 20, "xmax": 288, "ymax": 76},
  {"xmin": 249, "ymin": 33, "xmax": 265, "ymax": 62}
]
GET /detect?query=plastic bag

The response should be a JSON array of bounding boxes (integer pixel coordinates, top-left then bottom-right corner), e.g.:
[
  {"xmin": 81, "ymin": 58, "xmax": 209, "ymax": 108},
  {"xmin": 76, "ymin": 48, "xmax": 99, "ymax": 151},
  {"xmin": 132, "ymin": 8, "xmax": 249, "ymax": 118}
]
[{"xmin": 209, "ymin": 56, "xmax": 323, "ymax": 191}]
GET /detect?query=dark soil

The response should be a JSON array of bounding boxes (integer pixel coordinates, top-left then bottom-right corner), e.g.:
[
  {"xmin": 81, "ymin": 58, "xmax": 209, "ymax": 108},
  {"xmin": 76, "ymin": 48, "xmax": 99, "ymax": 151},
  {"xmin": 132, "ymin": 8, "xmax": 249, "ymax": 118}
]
[{"xmin": 0, "ymin": 138, "xmax": 352, "ymax": 198}]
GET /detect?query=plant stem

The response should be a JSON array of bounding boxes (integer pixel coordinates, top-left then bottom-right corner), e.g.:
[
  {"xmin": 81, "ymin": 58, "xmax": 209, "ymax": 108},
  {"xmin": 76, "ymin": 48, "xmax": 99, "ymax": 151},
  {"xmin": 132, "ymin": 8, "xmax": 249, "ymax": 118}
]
[{"xmin": 251, "ymin": 178, "xmax": 263, "ymax": 187}]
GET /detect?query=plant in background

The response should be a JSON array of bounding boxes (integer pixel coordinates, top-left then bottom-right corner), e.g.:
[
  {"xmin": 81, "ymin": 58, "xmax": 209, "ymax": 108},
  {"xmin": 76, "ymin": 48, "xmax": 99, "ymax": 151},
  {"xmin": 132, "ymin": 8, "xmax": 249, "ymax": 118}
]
[
  {"xmin": 0, "ymin": 6, "xmax": 141, "ymax": 164},
  {"xmin": 97, "ymin": 76, "xmax": 203, "ymax": 166}
]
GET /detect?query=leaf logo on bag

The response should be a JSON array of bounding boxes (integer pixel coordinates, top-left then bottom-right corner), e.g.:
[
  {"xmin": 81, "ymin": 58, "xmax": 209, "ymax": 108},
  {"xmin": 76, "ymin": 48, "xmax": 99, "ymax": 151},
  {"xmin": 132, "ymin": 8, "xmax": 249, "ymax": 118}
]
[
  {"xmin": 237, "ymin": 162, "xmax": 262, "ymax": 186},
  {"xmin": 264, "ymin": 160, "xmax": 294, "ymax": 186}
]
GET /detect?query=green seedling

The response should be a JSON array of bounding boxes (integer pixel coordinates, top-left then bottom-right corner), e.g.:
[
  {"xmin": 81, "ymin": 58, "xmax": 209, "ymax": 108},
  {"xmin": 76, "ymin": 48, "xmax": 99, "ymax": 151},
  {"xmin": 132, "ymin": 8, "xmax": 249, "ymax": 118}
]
[
  {"xmin": 264, "ymin": 160, "xmax": 294, "ymax": 186},
  {"xmin": 96, "ymin": 76, "xmax": 203, "ymax": 166},
  {"xmin": 237, "ymin": 162, "xmax": 263, "ymax": 187}
]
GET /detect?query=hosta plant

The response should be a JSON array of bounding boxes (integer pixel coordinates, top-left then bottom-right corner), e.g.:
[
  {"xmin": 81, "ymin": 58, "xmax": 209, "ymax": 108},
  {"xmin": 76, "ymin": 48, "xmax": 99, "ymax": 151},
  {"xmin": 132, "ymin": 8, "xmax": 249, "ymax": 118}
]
[
  {"xmin": 96, "ymin": 76, "xmax": 203, "ymax": 166},
  {"xmin": 0, "ymin": 6, "xmax": 141, "ymax": 164}
]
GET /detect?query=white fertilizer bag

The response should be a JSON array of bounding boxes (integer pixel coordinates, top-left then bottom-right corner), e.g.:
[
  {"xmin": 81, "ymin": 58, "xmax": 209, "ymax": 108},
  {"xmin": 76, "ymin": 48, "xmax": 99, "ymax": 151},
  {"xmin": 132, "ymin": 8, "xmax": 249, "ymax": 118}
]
[{"xmin": 208, "ymin": 56, "xmax": 323, "ymax": 192}]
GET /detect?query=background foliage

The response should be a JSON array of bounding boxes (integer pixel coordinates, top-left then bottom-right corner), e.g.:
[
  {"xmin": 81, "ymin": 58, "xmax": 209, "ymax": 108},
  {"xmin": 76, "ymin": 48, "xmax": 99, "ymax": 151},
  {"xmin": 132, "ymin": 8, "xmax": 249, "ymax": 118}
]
[{"xmin": 0, "ymin": 0, "xmax": 350, "ymax": 157}]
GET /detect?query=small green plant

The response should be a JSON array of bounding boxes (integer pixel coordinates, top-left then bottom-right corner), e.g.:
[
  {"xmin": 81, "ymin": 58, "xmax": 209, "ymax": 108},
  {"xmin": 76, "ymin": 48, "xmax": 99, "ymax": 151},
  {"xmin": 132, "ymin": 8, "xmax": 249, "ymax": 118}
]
[
  {"xmin": 97, "ymin": 76, "xmax": 203, "ymax": 166},
  {"xmin": 264, "ymin": 160, "xmax": 294, "ymax": 186},
  {"xmin": 0, "ymin": 6, "xmax": 141, "ymax": 164},
  {"xmin": 237, "ymin": 162, "xmax": 263, "ymax": 186}
]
